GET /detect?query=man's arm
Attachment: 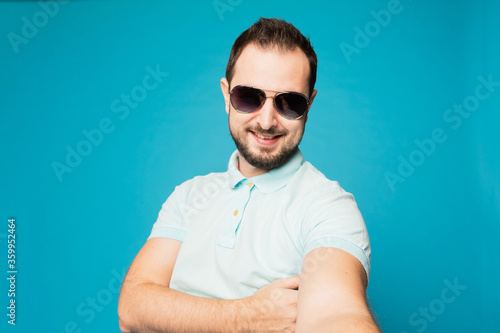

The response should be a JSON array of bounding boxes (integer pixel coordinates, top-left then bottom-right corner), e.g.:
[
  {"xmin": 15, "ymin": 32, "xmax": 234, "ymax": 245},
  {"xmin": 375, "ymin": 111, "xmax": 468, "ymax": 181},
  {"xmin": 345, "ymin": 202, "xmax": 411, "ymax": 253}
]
[
  {"xmin": 295, "ymin": 247, "xmax": 381, "ymax": 333},
  {"xmin": 118, "ymin": 237, "xmax": 300, "ymax": 333}
]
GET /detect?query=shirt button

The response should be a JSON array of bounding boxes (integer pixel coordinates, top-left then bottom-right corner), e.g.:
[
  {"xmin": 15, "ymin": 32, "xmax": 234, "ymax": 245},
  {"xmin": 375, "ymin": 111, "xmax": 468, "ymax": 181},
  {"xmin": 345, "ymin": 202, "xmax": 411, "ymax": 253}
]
[
  {"xmin": 248, "ymin": 182, "xmax": 253, "ymax": 188},
  {"xmin": 233, "ymin": 210, "xmax": 238, "ymax": 216}
]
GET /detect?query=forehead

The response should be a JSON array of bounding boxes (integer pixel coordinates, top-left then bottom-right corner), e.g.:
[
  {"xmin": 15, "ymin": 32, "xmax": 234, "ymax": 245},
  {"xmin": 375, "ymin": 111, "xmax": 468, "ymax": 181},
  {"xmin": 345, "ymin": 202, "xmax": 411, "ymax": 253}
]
[{"xmin": 231, "ymin": 43, "xmax": 310, "ymax": 95}]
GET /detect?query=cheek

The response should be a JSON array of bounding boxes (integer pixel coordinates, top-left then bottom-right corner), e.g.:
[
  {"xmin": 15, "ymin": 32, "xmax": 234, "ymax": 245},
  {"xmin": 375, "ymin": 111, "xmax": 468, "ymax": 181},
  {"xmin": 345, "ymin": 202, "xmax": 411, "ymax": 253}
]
[
  {"xmin": 284, "ymin": 121, "xmax": 305, "ymax": 138},
  {"xmin": 228, "ymin": 111, "xmax": 247, "ymax": 133},
  {"xmin": 229, "ymin": 110, "xmax": 254, "ymax": 128}
]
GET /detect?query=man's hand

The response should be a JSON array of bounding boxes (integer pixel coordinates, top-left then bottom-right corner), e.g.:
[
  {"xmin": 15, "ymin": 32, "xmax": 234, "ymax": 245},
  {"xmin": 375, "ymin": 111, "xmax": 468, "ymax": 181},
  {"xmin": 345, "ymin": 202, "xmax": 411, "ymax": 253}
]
[{"xmin": 244, "ymin": 275, "xmax": 300, "ymax": 333}]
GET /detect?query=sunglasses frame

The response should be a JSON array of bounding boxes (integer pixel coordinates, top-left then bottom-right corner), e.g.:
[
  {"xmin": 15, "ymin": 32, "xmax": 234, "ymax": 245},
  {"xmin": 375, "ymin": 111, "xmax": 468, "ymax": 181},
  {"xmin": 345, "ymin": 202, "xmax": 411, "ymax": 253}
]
[{"xmin": 229, "ymin": 85, "xmax": 310, "ymax": 120}]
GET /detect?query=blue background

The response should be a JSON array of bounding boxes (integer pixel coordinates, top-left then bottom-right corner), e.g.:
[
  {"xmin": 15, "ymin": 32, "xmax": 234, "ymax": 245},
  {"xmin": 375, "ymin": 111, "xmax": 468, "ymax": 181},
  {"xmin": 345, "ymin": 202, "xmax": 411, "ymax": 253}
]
[{"xmin": 1, "ymin": 0, "xmax": 499, "ymax": 332}]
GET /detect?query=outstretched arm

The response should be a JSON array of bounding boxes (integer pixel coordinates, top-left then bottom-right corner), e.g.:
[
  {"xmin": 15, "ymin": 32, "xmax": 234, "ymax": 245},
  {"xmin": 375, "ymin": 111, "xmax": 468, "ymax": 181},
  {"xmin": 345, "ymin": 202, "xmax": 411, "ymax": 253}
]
[
  {"xmin": 118, "ymin": 237, "xmax": 299, "ymax": 333},
  {"xmin": 296, "ymin": 247, "xmax": 381, "ymax": 333}
]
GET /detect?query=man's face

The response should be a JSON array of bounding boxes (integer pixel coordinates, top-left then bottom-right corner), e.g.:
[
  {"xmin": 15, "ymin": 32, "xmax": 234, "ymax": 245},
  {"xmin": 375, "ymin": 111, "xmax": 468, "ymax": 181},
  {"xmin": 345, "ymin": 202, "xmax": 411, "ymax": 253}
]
[{"xmin": 221, "ymin": 44, "xmax": 317, "ymax": 171}]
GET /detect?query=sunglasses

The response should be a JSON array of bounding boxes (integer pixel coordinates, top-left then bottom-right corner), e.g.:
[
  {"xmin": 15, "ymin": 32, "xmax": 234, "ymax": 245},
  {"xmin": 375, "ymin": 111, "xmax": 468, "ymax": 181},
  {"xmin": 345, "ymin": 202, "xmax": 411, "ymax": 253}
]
[{"xmin": 229, "ymin": 85, "xmax": 310, "ymax": 120}]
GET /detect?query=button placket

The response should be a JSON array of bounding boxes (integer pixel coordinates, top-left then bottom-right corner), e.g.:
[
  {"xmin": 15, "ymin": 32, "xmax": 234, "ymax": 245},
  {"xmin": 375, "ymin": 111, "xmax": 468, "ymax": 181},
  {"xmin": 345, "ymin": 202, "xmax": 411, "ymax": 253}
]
[{"xmin": 217, "ymin": 180, "xmax": 254, "ymax": 248}]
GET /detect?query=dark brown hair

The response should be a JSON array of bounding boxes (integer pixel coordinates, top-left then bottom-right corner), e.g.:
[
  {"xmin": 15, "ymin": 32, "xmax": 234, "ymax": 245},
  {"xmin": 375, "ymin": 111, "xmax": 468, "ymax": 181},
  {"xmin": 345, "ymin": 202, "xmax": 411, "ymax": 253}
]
[{"xmin": 225, "ymin": 17, "xmax": 317, "ymax": 97}]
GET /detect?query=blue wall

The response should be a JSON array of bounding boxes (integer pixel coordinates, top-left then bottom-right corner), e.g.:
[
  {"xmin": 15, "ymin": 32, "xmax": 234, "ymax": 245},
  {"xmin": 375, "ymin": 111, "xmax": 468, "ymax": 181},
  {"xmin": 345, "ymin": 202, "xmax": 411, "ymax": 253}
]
[{"xmin": 1, "ymin": 1, "xmax": 499, "ymax": 332}]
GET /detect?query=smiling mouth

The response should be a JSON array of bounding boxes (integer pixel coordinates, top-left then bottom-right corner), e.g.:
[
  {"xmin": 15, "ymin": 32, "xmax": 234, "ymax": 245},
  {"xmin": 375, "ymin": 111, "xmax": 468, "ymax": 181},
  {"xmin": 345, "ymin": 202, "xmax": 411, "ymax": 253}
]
[
  {"xmin": 249, "ymin": 130, "xmax": 284, "ymax": 147},
  {"xmin": 252, "ymin": 131, "xmax": 282, "ymax": 140}
]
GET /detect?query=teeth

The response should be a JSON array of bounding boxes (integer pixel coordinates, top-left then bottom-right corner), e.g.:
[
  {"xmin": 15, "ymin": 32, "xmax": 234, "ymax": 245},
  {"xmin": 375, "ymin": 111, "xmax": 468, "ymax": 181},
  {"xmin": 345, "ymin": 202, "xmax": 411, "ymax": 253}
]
[{"xmin": 254, "ymin": 132, "xmax": 277, "ymax": 140}]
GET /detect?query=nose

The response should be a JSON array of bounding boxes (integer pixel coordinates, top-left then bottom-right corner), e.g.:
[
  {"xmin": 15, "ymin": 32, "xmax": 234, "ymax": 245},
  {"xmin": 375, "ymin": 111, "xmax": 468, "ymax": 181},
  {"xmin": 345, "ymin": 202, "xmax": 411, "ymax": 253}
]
[{"xmin": 256, "ymin": 96, "xmax": 279, "ymax": 130}]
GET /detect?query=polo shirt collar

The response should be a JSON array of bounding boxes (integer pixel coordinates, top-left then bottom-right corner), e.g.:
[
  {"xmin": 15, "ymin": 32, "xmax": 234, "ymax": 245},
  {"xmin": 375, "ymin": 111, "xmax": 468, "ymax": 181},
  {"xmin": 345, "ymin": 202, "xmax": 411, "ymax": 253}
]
[{"xmin": 227, "ymin": 149, "xmax": 304, "ymax": 193}]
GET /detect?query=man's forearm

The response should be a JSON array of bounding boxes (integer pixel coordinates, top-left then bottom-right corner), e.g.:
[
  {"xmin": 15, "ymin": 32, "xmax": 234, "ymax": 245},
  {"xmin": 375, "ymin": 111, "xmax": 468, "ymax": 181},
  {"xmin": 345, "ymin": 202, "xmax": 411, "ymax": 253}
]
[
  {"xmin": 119, "ymin": 281, "xmax": 253, "ymax": 333},
  {"xmin": 297, "ymin": 313, "xmax": 381, "ymax": 333}
]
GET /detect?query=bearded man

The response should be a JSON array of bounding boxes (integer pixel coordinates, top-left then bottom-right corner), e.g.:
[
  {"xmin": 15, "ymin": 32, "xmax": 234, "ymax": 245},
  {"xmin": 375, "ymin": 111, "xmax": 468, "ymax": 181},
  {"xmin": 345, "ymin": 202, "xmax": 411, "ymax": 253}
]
[{"xmin": 119, "ymin": 17, "xmax": 380, "ymax": 333}]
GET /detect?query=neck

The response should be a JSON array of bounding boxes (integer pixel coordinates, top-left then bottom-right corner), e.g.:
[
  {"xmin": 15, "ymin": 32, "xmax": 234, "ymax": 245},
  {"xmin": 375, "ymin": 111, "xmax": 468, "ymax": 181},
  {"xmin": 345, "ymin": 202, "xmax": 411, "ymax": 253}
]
[{"xmin": 237, "ymin": 155, "xmax": 269, "ymax": 178}]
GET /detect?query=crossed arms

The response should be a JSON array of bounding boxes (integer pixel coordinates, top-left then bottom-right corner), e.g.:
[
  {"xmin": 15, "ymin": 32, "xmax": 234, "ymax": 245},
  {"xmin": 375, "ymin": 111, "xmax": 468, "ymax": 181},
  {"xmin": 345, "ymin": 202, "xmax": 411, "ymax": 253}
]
[{"xmin": 118, "ymin": 238, "xmax": 381, "ymax": 332}]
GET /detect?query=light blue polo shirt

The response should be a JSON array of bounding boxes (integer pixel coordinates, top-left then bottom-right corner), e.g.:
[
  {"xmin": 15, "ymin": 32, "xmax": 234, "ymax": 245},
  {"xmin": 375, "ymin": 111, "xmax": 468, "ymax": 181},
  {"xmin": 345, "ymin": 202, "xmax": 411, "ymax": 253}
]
[{"xmin": 149, "ymin": 149, "xmax": 371, "ymax": 299}]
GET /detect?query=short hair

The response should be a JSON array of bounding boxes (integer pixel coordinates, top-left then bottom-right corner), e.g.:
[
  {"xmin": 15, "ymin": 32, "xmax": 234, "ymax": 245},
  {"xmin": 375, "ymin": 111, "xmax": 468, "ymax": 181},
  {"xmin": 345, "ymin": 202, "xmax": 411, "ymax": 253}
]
[{"xmin": 225, "ymin": 17, "xmax": 317, "ymax": 97}]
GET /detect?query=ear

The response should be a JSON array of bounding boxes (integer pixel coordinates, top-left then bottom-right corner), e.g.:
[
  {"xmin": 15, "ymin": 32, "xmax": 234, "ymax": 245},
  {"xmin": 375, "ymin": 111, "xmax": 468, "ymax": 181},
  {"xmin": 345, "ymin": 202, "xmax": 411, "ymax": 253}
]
[
  {"xmin": 220, "ymin": 78, "xmax": 231, "ymax": 115},
  {"xmin": 304, "ymin": 89, "xmax": 318, "ymax": 123}
]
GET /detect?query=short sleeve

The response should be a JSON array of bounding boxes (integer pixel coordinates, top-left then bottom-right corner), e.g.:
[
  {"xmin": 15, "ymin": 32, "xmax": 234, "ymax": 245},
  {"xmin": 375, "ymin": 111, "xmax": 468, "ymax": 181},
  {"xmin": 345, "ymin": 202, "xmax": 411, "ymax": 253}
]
[
  {"xmin": 300, "ymin": 183, "xmax": 371, "ymax": 277},
  {"xmin": 148, "ymin": 183, "xmax": 189, "ymax": 241}
]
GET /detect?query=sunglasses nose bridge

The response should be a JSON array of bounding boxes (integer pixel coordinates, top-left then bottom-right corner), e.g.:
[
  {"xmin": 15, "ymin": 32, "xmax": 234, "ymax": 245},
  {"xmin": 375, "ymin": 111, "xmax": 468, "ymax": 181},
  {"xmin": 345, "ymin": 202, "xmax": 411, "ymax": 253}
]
[
  {"xmin": 254, "ymin": 92, "xmax": 277, "ymax": 111},
  {"xmin": 263, "ymin": 95, "xmax": 275, "ymax": 104}
]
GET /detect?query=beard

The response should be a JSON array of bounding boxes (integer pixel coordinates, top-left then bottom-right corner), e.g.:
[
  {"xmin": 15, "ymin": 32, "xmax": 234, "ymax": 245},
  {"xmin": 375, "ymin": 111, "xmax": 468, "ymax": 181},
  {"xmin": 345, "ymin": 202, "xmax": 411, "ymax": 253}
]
[{"xmin": 229, "ymin": 119, "xmax": 304, "ymax": 171}]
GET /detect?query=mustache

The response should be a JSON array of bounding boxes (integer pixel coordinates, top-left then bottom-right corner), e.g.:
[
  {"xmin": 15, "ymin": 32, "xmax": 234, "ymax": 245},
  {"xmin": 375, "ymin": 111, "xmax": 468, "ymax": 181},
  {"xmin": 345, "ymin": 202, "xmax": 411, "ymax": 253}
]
[{"xmin": 247, "ymin": 126, "xmax": 287, "ymax": 136}]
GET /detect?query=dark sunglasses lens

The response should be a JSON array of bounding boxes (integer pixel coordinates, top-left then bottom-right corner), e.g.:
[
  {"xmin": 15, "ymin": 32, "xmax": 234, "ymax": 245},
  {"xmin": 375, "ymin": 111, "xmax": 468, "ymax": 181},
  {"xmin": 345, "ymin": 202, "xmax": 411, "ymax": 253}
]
[
  {"xmin": 231, "ymin": 86, "xmax": 265, "ymax": 113},
  {"xmin": 275, "ymin": 93, "xmax": 308, "ymax": 119}
]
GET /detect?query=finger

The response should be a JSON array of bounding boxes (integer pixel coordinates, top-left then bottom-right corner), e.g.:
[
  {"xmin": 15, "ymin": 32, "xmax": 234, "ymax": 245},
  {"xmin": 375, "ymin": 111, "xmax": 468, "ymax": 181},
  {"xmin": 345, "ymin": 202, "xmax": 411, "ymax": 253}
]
[{"xmin": 277, "ymin": 275, "xmax": 300, "ymax": 289}]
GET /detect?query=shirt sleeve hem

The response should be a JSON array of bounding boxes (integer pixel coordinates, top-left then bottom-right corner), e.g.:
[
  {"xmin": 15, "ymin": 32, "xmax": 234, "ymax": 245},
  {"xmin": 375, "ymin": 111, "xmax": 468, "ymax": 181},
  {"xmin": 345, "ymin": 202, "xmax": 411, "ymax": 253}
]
[
  {"xmin": 304, "ymin": 237, "xmax": 371, "ymax": 278},
  {"xmin": 148, "ymin": 227, "xmax": 186, "ymax": 242}
]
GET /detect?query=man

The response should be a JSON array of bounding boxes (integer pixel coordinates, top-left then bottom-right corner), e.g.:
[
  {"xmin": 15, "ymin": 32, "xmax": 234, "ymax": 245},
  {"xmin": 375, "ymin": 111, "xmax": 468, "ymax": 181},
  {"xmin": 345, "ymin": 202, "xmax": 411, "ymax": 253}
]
[{"xmin": 118, "ymin": 17, "xmax": 380, "ymax": 332}]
